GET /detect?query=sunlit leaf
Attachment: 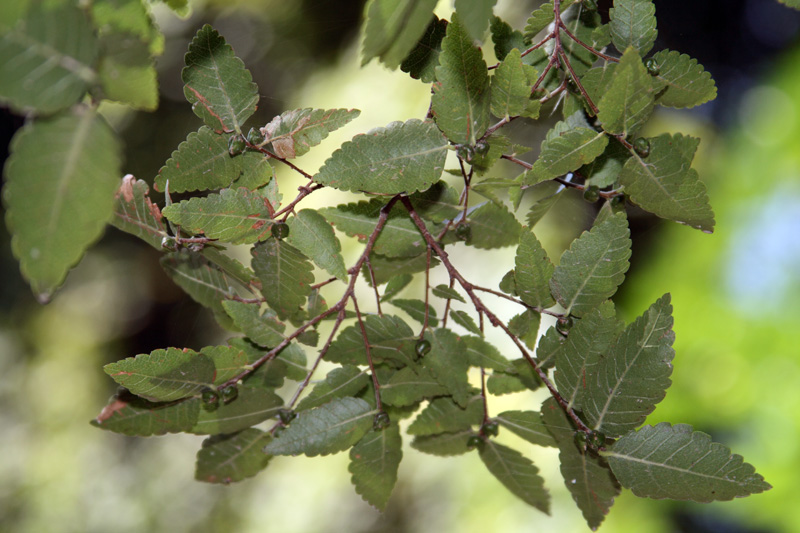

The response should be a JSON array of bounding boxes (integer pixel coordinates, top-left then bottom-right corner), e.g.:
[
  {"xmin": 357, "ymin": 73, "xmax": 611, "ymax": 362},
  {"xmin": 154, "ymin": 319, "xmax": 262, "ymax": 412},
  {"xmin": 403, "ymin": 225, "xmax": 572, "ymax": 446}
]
[
  {"xmin": 609, "ymin": 0, "xmax": 657, "ymax": 56},
  {"xmin": 597, "ymin": 47, "xmax": 655, "ymax": 138},
  {"xmin": 110, "ymin": 175, "xmax": 167, "ymax": 250},
  {"xmin": 262, "ymin": 108, "xmax": 360, "ymax": 158},
  {"xmin": 651, "ymin": 50, "xmax": 717, "ymax": 109}
]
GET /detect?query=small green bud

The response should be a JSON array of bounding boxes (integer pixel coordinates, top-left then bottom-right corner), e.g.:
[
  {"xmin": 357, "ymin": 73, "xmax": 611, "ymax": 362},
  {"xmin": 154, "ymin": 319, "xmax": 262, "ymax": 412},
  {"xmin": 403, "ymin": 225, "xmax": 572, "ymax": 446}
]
[
  {"xmin": 574, "ymin": 431, "xmax": 588, "ymax": 451},
  {"xmin": 161, "ymin": 236, "xmax": 177, "ymax": 250},
  {"xmin": 228, "ymin": 135, "xmax": 247, "ymax": 156},
  {"xmin": 201, "ymin": 388, "xmax": 220, "ymax": 411},
  {"xmin": 373, "ymin": 411, "xmax": 391, "ymax": 430},
  {"xmin": 466, "ymin": 435, "xmax": 484, "ymax": 450},
  {"xmin": 633, "ymin": 137, "xmax": 651, "ymax": 158},
  {"xmin": 456, "ymin": 144, "xmax": 475, "ymax": 163},
  {"xmin": 556, "ymin": 316, "xmax": 574, "ymax": 336},
  {"xmin": 646, "ymin": 58, "xmax": 660, "ymax": 76},
  {"xmin": 481, "ymin": 420, "xmax": 500, "ymax": 438},
  {"xmin": 455, "ymin": 223, "xmax": 471, "ymax": 241},
  {"xmin": 583, "ymin": 186, "xmax": 600, "ymax": 203},
  {"xmin": 247, "ymin": 127, "xmax": 265, "ymax": 146},
  {"xmin": 474, "ymin": 142, "xmax": 490, "ymax": 157},
  {"xmin": 271, "ymin": 222, "xmax": 290, "ymax": 240},
  {"xmin": 415, "ymin": 339, "xmax": 432, "ymax": 358},
  {"xmin": 220, "ymin": 385, "xmax": 238, "ymax": 403},
  {"xmin": 278, "ymin": 408, "xmax": 296, "ymax": 425},
  {"xmin": 588, "ymin": 431, "xmax": 606, "ymax": 449}
]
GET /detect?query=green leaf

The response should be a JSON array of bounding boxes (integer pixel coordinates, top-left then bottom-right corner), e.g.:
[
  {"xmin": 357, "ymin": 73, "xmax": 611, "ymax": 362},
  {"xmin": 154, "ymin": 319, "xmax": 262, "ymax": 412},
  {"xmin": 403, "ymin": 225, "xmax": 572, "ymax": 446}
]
[
  {"xmin": 192, "ymin": 386, "xmax": 284, "ymax": 435},
  {"xmin": 491, "ymin": 16, "xmax": 527, "ymax": 60},
  {"xmin": 524, "ymin": 1, "xmax": 575, "ymax": 38},
  {"xmin": 297, "ymin": 366, "xmax": 369, "ymax": 412},
  {"xmin": 182, "ymin": 25, "xmax": 258, "ymax": 133},
  {"xmin": 251, "ymin": 239, "xmax": 314, "ymax": 321},
  {"xmin": 487, "ymin": 372, "xmax": 527, "ymax": 395},
  {"xmin": 541, "ymin": 398, "xmax": 620, "ymax": 530},
  {"xmin": 163, "ymin": 0, "xmax": 190, "ymax": 17},
  {"xmin": 381, "ymin": 274, "xmax": 413, "ymax": 301},
  {"xmin": 96, "ymin": 33, "xmax": 158, "ymax": 111},
  {"xmin": 234, "ymin": 153, "xmax": 274, "ymax": 190},
  {"xmin": 314, "ymin": 119, "xmax": 448, "ymax": 195},
  {"xmin": 92, "ymin": 393, "xmax": 200, "ymax": 436},
  {"xmin": 202, "ymin": 247, "xmax": 257, "ymax": 289},
  {"xmin": 160, "ymin": 251, "xmax": 237, "ymax": 329},
  {"xmin": 554, "ymin": 301, "xmax": 623, "ymax": 409},
  {"xmin": 4, "ymin": 109, "xmax": 121, "ymax": 301},
  {"xmin": 431, "ymin": 284, "xmax": 466, "ymax": 303},
  {"xmin": 196, "ymin": 428, "xmax": 273, "ymax": 484},
  {"xmin": 221, "ymin": 301, "xmax": 286, "ymax": 348},
  {"xmin": 162, "ymin": 188, "xmax": 274, "ymax": 244},
  {"xmin": 597, "ymin": 47, "xmax": 655, "ymax": 138},
  {"xmin": 525, "ymin": 124, "xmax": 608, "ymax": 185},
  {"xmin": 201, "ymin": 345, "xmax": 250, "ymax": 385},
  {"xmin": 265, "ymin": 397, "xmax": 376, "ymax": 457},
  {"xmin": 286, "ymin": 209, "xmax": 348, "ymax": 280},
  {"xmin": 349, "ymin": 425, "xmax": 403, "ymax": 511},
  {"xmin": 465, "ymin": 201, "xmax": 522, "ymax": 249},
  {"xmin": 91, "ymin": 0, "xmax": 163, "ymax": 54},
  {"xmin": 380, "ymin": 366, "xmax": 448, "ymax": 407},
  {"xmin": 583, "ymin": 294, "xmax": 675, "ymax": 437},
  {"xmin": 366, "ymin": 253, "xmax": 438, "ymax": 286},
  {"xmin": 580, "ymin": 140, "xmax": 630, "ymax": 188},
  {"xmin": 400, "ymin": 15, "xmax": 448, "ymax": 83},
  {"xmin": 609, "ymin": 0, "xmax": 657, "ymax": 56},
  {"xmin": 619, "ymin": 133, "xmax": 715, "ymax": 232},
  {"xmin": 361, "ymin": 0, "xmax": 438, "ymax": 69},
  {"xmin": 550, "ymin": 213, "xmax": 631, "ymax": 316},
  {"xmin": 432, "ymin": 13, "xmax": 491, "ymax": 145},
  {"xmin": 262, "ymin": 108, "xmax": 361, "ymax": 159},
  {"xmin": 110, "ymin": 175, "xmax": 168, "ymax": 250},
  {"xmin": 651, "ymin": 50, "xmax": 717, "ymax": 109},
  {"xmin": 508, "ymin": 309, "xmax": 541, "ymax": 349},
  {"xmin": 104, "ymin": 347, "xmax": 215, "ymax": 402},
  {"xmin": 463, "ymin": 335, "xmax": 512, "ymax": 371},
  {"xmin": 554, "ymin": 10, "xmax": 606, "ymax": 79},
  {"xmin": 450, "ymin": 310, "xmax": 482, "ymax": 336},
  {"xmin": 390, "ymin": 298, "xmax": 438, "ymax": 327},
  {"xmin": 496, "ymin": 410, "xmax": 556, "ymax": 447},
  {"xmin": 411, "ymin": 430, "xmax": 473, "ymax": 456},
  {"xmin": 514, "ymin": 229, "xmax": 556, "ymax": 308},
  {"xmin": 605, "ymin": 423, "xmax": 771, "ymax": 501},
  {"xmin": 490, "ymin": 48, "xmax": 531, "ymax": 119},
  {"xmin": 525, "ymin": 184, "xmax": 560, "ymax": 227},
  {"xmin": 320, "ymin": 199, "xmax": 432, "ymax": 258},
  {"xmin": 424, "ymin": 328, "xmax": 472, "ymax": 407},
  {"xmin": 479, "ymin": 440, "xmax": 550, "ymax": 513},
  {"xmin": 454, "ymin": 0, "xmax": 497, "ymax": 41},
  {"xmin": 777, "ymin": 0, "xmax": 800, "ymax": 8},
  {"xmin": 408, "ymin": 181, "xmax": 462, "ymax": 222},
  {"xmin": 535, "ymin": 326, "xmax": 564, "ymax": 368},
  {"xmin": 155, "ymin": 126, "xmax": 240, "ymax": 193},
  {"xmin": 326, "ymin": 315, "xmax": 417, "ymax": 367},
  {"xmin": 407, "ymin": 395, "xmax": 483, "ymax": 436},
  {"xmin": 0, "ymin": 5, "xmax": 97, "ymax": 114}
]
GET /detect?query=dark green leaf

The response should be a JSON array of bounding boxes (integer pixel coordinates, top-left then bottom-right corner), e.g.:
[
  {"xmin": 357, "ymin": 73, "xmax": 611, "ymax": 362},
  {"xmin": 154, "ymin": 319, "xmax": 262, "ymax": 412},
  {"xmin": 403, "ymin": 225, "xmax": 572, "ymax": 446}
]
[
  {"xmin": 251, "ymin": 239, "xmax": 314, "ymax": 321},
  {"xmin": 450, "ymin": 310, "xmax": 482, "ymax": 336},
  {"xmin": 92, "ymin": 393, "xmax": 200, "ymax": 436},
  {"xmin": 182, "ymin": 25, "xmax": 258, "ymax": 133},
  {"xmin": 362, "ymin": 0, "xmax": 438, "ymax": 69},
  {"xmin": 524, "ymin": 1, "xmax": 575, "ymax": 38},
  {"xmin": 496, "ymin": 410, "xmax": 556, "ymax": 447},
  {"xmin": 454, "ymin": 0, "xmax": 496, "ymax": 41},
  {"xmin": 262, "ymin": 108, "xmax": 360, "ymax": 159},
  {"xmin": 400, "ymin": 15, "xmax": 447, "ymax": 82},
  {"xmin": 583, "ymin": 294, "xmax": 675, "ymax": 437},
  {"xmin": 490, "ymin": 48, "xmax": 531, "ymax": 119},
  {"xmin": 234, "ymin": 153, "xmax": 274, "ymax": 190},
  {"xmin": 424, "ymin": 328, "xmax": 472, "ymax": 407},
  {"xmin": 491, "ymin": 16, "xmax": 527, "ymax": 60},
  {"xmin": 380, "ymin": 366, "xmax": 448, "ymax": 407},
  {"xmin": 535, "ymin": 326, "xmax": 564, "ymax": 368},
  {"xmin": 390, "ymin": 298, "xmax": 438, "ymax": 327},
  {"xmin": 155, "ymin": 126, "xmax": 240, "ymax": 193},
  {"xmin": 196, "ymin": 428, "xmax": 272, "ymax": 484},
  {"xmin": 651, "ymin": 50, "xmax": 717, "ymax": 109},
  {"xmin": 525, "ymin": 183, "xmax": 561, "ymax": 227},
  {"xmin": 104, "ymin": 347, "xmax": 215, "ymax": 402},
  {"xmin": 597, "ymin": 47, "xmax": 655, "ymax": 138},
  {"xmin": 349, "ymin": 425, "xmax": 403, "ymax": 510},
  {"xmin": 326, "ymin": 315, "xmax": 417, "ymax": 367},
  {"xmin": 110, "ymin": 175, "xmax": 168, "ymax": 250},
  {"xmin": 431, "ymin": 284, "xmax": 466, "ymax": 303},
  {"xmin": 381, "ymin": 274, "xmax": 413, "ymax": 301},
  {"xmin": 221, "ymin": 301, "xmax": 286, "ymax": 348},
  {"xmin": 515, "ymin": 229, "xmax": 556, "ymax": 308},
  {"xmin": 91, "ymin": 0, "xmax": 163, "ymax": 55},
  {"xmin": 463, "ymin": 335, "xmax": 512, "ymax": 371},
  {"xmin": 605, "ymin": 423, "xmax": 771, "ymax": 501},
  {"xmin": 541, "ymin": 398, "xmax": 620, "ymax": 530},
  {"xmin": 202, "ymin": 247, "xmax": 258, "ymax": 289},
  {"xmin": 97, "ymin": 33, "xmax": 158, "ymax": 111},
  {"xmin": 366, "ymin": 253, "xmax": 438, "ymax": 286},
  {"xmin": 550, "ymin": 212, "xmax": 631, "ymax": 316},
  {"xmin": 580, "ymin": 140, "xmax": 630, "ymax": 188},
  {"xmin": 465, "ymin": 201, "xmax": 522, "ymax": 249},
  {"xmin": 201, "ymin": 345, "xmax": 250, "ymax": 385},
  {"xmin": 487, "ymin": 372, "xmax": 527, "ymax": 395},
  {"xmin": 557, "ymin": 10, "xmax": 606, "ymax": 79},
  {"xmin": 191, "ymin": 386, "xmax": 284, "ymax": 435},
  {"xmin": 314, "ymin": 119, "xmax": 448, "ymax": 194},
  {"xmin": 407, "ymin": 395, "xmax": 483, "ymax": 436},
  {"xmin": 479, "ymin": 440, "xmax": 550, "ymax": 513},
  {"xmin": 4, "ymin": 109, "xmax": 120, "ymax": 301},
  {"xmin": 525, "ymin": 129, "xmax": 608, "ymax": 186},
  {"xmin": 0, "ymin": 5, "xmax": 97, "ymax": 113},
  {"xmin": 265, "ymin": 397, "xmax": 375, "ymax": 456},
  {"xmin": 411, "ymin": 430, "xmax": 473, "ymax": 456},
  {"xmin": 619, "ymin": 133, "xmax": 715, "ymax": 232},
  {"xmin": 508, "ymin": 309, "xmax": 541, "ymax": 349},
  {"xmin": 409, "ymin": 181, "xmax": 462, "ymax": 222},
  {"xmin": 432, "ymin": 13, "xmax": 491, "ymax": 144},
  {"xmin": 296, "ymin": 366, "xmax": 369, "ymax": 412},
  {"xmin": 286, "ymin": 209, "xmax": 348, "ymax": 280},
  {"xmin": 609, "ymin": 0, "xmax": 657, "ymax": 56}
]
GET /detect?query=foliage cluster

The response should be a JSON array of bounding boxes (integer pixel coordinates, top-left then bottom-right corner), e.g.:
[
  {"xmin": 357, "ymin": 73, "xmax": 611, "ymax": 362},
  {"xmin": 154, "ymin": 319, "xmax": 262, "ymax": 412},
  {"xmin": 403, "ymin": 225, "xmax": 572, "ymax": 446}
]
[{"xmin": 1, "ymin": 0, "xmax": 786, "ymax": 529}]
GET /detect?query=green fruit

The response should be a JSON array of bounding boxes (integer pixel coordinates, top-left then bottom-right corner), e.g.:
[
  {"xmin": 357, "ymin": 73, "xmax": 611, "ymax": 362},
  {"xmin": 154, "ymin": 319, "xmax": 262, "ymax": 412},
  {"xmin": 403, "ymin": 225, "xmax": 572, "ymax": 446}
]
[
  {"xmin": 220, "ymin": 385, "xmax": 238, "ymax": 403},
  {"xmin": 271, "ymin": 222, "xmax": 290, "ymax": 240},
  {"xmin": 278, "ymin": 408, "xmax": 296, "ymax": 425},
  {"xmin": 466, "ymin": 435, "xmax": 484, "ymax": 450},
  {"xmin": 456, "ymin": 144, "xmax": 475, "ymax": 163},
  {"xmin": 588, "ymin": 431, "xmax": 606, "ymax": 449},
  {"xmin": 247, "ymin": 127, "xmax": 265, "ymax": 146},
  {"xmin": 646, "ymin": 58, "xmax": 660, "ymax": 76},
  {"xmin": 583, "ymin": 186, "xmax": 600, "ymax": 203},
  {"xmin": 228, "ymin": 135, "xmax": 247, "ymax": 156},
  {"xmin": 201, "ymin": 388, "xmax": 220, "ymax": 410},
  {"xmin": 455, "ymin": 223, "xmax": 471, "ymax": 241},
  {"xmin": 556, "ymin": 316, "xmax": 574, "ymax": 335},
  {"xmin": 160, "ymin": 236, "xmax": 177, "ymax": 250},
  {"xmin": 633, "ymin": 137, "xmax": 651, "ymax": 158},
  {"xmin": 373, "ymin": 411, "xmax": 391, "ymax": 430},
  {"xmin": 415, "ymin": 339, "xmax": 432, "ymax": 357},
  {"xmin": 474, "ymin": 142, "xmax": 490, "ymax": 157},
  {"xmin": 481, "ymin": 420, "xmax": 500, "ymax": 438},
  {"xmin": 574, "ymin": 431, "xmax": 588, "ymax": 451}
]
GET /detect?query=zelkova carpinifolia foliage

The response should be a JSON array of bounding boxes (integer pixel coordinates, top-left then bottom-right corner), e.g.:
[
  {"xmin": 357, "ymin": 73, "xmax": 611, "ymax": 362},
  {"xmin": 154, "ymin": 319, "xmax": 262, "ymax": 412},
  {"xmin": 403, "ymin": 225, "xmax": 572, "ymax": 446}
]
[{"xmin": 0, "ymin": 0, "xmax": 778, "ymax": 529}]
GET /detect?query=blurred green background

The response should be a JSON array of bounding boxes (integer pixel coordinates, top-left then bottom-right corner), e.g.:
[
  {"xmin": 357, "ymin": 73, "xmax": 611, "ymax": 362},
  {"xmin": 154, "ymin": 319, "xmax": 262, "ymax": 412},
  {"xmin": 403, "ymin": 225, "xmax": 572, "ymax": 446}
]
[{"xmin": 1, "ymin": 0, "xmax": 799, "ymax": 532}]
